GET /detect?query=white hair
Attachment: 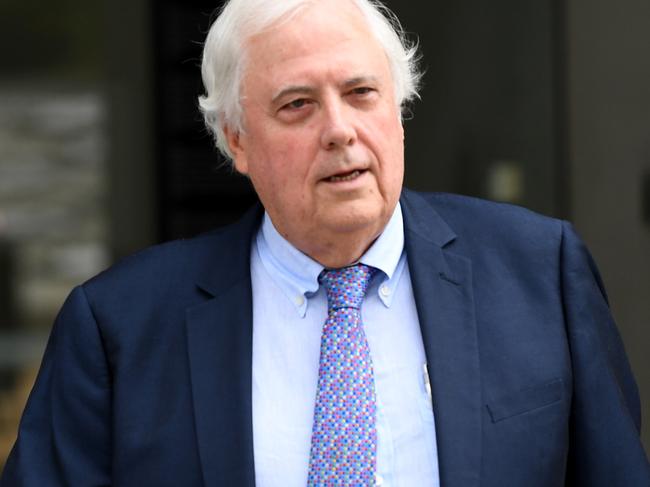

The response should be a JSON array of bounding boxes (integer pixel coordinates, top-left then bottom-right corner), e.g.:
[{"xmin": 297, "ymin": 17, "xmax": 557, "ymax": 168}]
[{"xmin": 198, "ymin": 0, "xmax": 421, "ymax": 160}]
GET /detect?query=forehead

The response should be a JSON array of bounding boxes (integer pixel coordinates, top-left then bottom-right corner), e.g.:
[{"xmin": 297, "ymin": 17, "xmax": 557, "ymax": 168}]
[{"xmin": 241, "ymin": 1, "xmax": 392, "ymax": 95}]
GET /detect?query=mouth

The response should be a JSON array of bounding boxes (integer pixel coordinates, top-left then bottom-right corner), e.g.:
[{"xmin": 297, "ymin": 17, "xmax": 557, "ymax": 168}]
[{"xmin": 325, "ymin": 169, "xmax": 367, "ymax": 183}]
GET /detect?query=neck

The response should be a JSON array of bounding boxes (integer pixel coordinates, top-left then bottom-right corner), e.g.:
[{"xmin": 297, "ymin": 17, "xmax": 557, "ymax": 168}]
[
  {"xmin": 265, "ymin": 206, "xmax": 396, "ymax": 269},
  {"xmin": 297, "ymin": 230, "xmax": 381, "ymax": 268}
]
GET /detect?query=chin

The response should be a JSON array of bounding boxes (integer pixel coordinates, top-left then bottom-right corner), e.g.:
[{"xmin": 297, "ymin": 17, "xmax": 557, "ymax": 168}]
[{"xmin": 320, "ymin": 205, "xmax": 387, "ymax": 235}]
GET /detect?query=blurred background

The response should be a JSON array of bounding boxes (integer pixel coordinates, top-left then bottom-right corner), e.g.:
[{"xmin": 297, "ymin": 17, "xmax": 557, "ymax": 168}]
[{"xmin": 0, "ymin": 0, "xmax": 648, "ymax": 466}]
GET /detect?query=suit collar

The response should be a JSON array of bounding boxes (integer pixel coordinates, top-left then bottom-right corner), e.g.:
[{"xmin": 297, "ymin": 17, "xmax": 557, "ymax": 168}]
[
  {"xmin": 194, "ymin": 203, "xmax": 264, "ymax": 298},
  {"xmin": 186, "ymin": 203, "xmax": 262, "ymax": 487},
  {"xmin": 400, "ymin": 188, "xmax": 457, "ymax": 248},
  {"xmin": 401, "ymin": 189, "xmax": 482, "ymax": 487}
]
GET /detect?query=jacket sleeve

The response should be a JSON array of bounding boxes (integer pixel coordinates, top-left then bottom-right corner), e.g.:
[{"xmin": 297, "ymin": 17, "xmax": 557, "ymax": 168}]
[
  {"xmin": 561, "ymin": 221, "xmax": 650, "ymax": 485},
  {"xmin": 1, "ymin": 285, "xmax": 112, "ymax": 486}
]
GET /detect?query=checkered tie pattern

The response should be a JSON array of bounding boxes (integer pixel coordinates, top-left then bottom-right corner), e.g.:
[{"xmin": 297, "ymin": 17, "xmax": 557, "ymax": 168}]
[{"xmin": 307, "ymin": 264, "xmax": 378, "ymax": 486}]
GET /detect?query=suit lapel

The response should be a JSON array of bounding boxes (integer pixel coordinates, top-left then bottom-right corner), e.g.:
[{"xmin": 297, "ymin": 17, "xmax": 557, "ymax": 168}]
[
  {"xmin": 185, "ymin": 205, "xmax": 262, "ymax": 487},
  {"xmin": 401, "ymin": 190, "xmax": 482, "ymax": 487}
]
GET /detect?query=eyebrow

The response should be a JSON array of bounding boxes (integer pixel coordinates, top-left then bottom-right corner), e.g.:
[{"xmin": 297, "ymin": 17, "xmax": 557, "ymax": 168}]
[
  {"xmin": 341, "ymin": 76, "xmax": 379, "ymax": 89},
  {"xmin": 270, "ymin": 76, "xmax": 380, "ymax": 105}
]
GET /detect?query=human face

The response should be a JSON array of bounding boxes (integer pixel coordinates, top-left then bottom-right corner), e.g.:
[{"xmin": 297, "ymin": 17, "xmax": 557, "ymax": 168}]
[{"xmin": 226, "ymin": 0, "xmax": 404, "ymax": 266}]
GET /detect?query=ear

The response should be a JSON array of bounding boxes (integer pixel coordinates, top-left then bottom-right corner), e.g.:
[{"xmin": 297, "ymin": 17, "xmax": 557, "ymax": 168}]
[{"xmin": 224, "ymin": 124, "xmax": 249, "ymax": 175}]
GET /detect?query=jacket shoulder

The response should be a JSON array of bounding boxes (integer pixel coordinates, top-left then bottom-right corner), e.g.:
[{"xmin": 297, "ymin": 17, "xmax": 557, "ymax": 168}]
[
  {"xmin": 79, "ymin": 205, "xmax": 261, "ymax": 318},
  {"xmin": 408, "ymin": 191, "xmax": 564, "ymax": 247},
  {"xmin": 83, "ymin": 231, "xmax": 219, "ymax": 295}
]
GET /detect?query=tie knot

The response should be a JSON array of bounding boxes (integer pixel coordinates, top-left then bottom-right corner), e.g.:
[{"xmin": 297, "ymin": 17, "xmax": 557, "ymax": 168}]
[{"xmin": 318, "ymin": 264, "xmax": 377, "ymax": 310}]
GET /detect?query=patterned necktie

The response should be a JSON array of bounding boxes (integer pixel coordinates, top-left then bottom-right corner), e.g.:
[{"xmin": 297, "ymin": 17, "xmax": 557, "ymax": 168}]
[{"xmin": 307, "ymin": 264, "xmax": 378, "ymax": 486}]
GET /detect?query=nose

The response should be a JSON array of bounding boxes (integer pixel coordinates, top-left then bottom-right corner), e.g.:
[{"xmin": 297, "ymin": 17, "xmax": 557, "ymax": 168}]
[{"xmin": 319, "ymin": 98, "xmax": 357, "ymax": 150}]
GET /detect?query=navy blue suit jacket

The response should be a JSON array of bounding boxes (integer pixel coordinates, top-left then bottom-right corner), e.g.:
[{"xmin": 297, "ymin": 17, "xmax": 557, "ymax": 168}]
[{"xmin": 2, "ymin": 190, "xmax": 649, "ymax": 486}]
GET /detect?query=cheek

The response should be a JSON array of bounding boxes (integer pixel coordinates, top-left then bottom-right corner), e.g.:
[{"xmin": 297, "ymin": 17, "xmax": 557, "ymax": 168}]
[
  {"xmin": 247, "ymin": 145, "xmax": 304, "ymax": 195},
  {"xmin": 270, "ymin": 130, "xmax": 318, "ymax": 174},
  {"xmin": 369, "ymin": 113, "xmax": 404, "ymax": 160},
  {"xmin": 385, "ymin": 117, "xmax": 404, "ymax": 159},
  {"xmin": 380, "ymin": 110, "xmax": 404, "ymax": 141},
  {"xmin": 373, "ymin": 114, "xmax": 405, "ymax": 190}
]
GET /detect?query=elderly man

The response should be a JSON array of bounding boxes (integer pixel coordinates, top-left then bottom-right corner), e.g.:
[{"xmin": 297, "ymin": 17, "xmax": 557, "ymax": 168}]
[{"xmin": 2, "ymin": 0, "xmax": 649, "ymax": 485}]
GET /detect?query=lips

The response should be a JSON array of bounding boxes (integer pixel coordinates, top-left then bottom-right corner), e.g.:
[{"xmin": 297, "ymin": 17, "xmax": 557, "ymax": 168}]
[
  {"xmin": 327, "ymin": 169, "xmax": 363, "ymax": 182},
  {"xmin": 325, "ymin": 169, "xmax": 367, "ymax": 183}
]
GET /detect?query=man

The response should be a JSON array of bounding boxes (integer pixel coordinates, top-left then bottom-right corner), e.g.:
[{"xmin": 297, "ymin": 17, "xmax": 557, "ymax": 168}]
[{"xmin": 2, "ymin": 0, "xmax": 649, "ymax": 485}]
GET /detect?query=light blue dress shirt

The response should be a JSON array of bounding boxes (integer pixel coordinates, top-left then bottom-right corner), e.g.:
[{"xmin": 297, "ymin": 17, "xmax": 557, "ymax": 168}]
[{"xmin": 251, "ymin": 203, "xmax": 440, "ymax": 487}]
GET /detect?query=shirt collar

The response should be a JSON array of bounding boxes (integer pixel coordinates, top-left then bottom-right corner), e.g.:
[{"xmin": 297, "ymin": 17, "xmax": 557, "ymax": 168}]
[
  {"xmin": 359, "ymin": 202, "xmax": 405, "ymax": 309},
  {"xmin": 255, "ymin": 202, "xmax": 405, "ymax": 317},
  {"xmin": 358, "ymin": 201, "xmax": 404, "ymax": 282}
]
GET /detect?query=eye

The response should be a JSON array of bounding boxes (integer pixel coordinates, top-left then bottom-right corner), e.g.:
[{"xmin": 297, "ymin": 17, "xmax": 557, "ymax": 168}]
[
  {"xmin": 276, "ymin": 97, "xmax": 315, "ymax": 122},
  {"xmin": 282, "ymin": 98, "xmax": 310, "ymax": 110},
  {"xmin": 347, "ymin": 86, "xmax": 379, "ymax": 106},
  {"xmin": 350, "ymin": 86, "xmax": 376, "ymax": 96}
]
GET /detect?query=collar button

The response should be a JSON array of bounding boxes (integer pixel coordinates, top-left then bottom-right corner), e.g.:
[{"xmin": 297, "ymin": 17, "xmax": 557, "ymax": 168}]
[{"xmin": 379, "ymin": 284, "xmax": 391, "ymax": 297}]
